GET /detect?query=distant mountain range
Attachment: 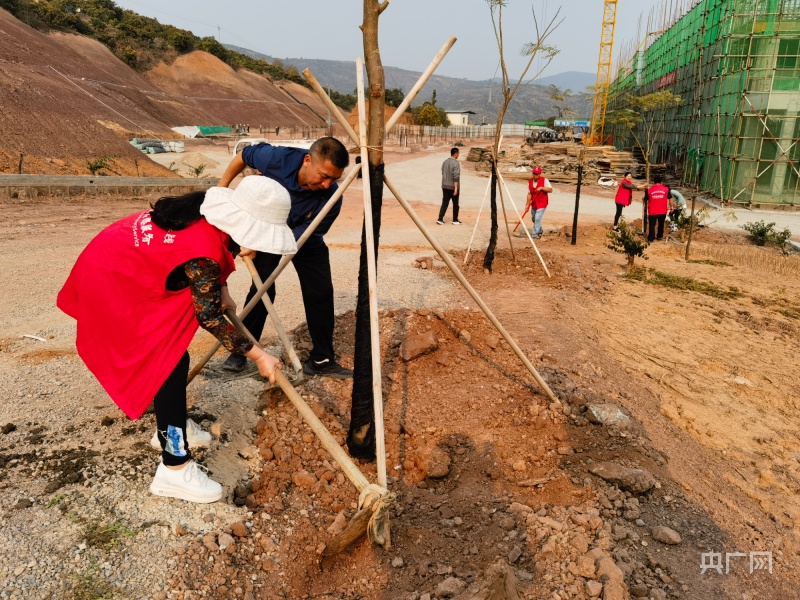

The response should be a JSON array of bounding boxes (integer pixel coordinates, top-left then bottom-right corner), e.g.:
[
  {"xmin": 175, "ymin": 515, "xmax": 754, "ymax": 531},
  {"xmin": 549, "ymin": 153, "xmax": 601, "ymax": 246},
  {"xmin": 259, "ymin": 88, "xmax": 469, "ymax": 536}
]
[{"xmin": 227, "ymin": 45, "xmax": 594, "ymax": 124}]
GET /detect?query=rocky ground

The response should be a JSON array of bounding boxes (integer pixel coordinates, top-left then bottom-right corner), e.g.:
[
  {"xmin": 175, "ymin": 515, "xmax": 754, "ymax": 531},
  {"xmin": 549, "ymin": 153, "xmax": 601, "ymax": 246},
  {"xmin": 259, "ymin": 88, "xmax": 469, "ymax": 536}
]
[{"xmin": 2, "ymin": 148, "xmax": 800, "ymax": 599}]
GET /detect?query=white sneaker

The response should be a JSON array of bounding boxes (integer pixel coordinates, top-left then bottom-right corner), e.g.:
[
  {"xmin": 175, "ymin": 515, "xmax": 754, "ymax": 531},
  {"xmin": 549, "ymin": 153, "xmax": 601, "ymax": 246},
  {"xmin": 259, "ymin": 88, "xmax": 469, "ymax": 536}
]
[
  {"xmin": 149, "ymin": 461, "xmax": 223, "ymax": 503},
  {"xmin": 150, "ymin": 418, "xmax": 212, "ymax": 450}
]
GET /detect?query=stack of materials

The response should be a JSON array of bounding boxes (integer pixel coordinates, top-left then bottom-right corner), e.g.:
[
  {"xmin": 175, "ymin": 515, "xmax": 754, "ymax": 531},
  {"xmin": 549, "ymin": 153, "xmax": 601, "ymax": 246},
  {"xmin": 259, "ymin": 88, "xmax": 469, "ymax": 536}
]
[
  {"xmin": 466, "ymin": 142, "xmax": 643, "ymax": 185},
  {"xmin": 130, "ymin": 138, "xmax": 185, "ymax": 154}
]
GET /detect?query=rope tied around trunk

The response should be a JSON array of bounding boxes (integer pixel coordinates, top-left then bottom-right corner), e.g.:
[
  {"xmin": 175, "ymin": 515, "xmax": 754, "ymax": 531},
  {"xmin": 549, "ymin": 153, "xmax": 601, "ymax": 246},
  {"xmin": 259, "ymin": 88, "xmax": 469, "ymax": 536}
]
[{"xmin": 359, "ymin": 483, "xmax": 395, "ymax": 548}]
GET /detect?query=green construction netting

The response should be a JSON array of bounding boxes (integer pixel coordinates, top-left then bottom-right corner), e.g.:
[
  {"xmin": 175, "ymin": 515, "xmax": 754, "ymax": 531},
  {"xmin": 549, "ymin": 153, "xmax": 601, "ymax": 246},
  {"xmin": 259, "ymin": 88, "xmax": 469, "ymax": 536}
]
[
  {"xmin": 607, "ymin": 0, "xmax": 800, "ymax": 204},
  {"xmin": 197, "ymin": 126, "xmax": 233, "ymax": 135}
]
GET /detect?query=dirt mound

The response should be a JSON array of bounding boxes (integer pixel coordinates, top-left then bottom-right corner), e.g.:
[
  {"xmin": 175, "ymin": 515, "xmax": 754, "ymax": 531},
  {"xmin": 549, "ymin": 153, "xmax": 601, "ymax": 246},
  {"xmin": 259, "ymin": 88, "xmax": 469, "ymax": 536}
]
[
  {"xmin": 0, "ymin": 9, "xmax": 327, "ymax": 176},
  {"xmin": 144, "ymin": 51, "xmax": 328, "ymax": 128},
  {"xmin": 166, "ymin": 152, "xmax": 220, "ymax": 177}
]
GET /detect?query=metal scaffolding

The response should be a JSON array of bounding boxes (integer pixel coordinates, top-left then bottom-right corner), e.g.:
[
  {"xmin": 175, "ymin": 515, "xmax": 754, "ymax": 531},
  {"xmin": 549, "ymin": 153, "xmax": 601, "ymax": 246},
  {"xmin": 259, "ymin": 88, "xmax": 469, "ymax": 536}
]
[{"xmin": 608, "ymin": 0, "xmax": 800, "ymax": 205}]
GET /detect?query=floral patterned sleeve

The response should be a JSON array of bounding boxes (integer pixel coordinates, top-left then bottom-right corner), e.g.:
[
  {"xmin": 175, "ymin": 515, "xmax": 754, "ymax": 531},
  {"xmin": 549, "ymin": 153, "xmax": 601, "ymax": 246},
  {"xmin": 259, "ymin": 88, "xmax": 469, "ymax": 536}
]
[{"xmin": 182, "ymin": 258, "xmax": 253, "ymax": 355}]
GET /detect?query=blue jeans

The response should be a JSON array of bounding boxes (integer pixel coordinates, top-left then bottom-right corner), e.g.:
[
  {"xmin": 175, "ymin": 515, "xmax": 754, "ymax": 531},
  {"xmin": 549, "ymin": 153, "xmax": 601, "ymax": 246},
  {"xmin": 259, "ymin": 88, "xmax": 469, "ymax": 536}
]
[{"xmin": 532, "ymin": 208, "xmax": 546, "ymax": 238}]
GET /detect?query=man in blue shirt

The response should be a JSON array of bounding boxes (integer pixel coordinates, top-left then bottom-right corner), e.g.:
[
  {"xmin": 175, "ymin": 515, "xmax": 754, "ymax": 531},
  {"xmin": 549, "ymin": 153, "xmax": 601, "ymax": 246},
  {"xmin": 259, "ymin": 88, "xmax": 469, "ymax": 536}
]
[{"xmin": 217, "ymin": 137, "xmax": 352, "ymax": 378}]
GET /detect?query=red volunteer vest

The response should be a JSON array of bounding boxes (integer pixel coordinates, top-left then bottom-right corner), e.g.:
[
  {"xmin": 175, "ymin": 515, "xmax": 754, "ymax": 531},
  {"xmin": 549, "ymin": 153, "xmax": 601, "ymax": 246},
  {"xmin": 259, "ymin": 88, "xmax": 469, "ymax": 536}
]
[
  {"xmin": 647, "ymin": 183, "xmax": 670, "ymax": 215},
  {"xmin": 615, "ymin": 181, "xmax": 633, "ymax": 206},
  {"xmin": 57, "ymin": 211, "xmax": 235, "ymax": 420},
  {"xmin": 528, "ymin": 176, "xmax": 549, "ymax": 209}
]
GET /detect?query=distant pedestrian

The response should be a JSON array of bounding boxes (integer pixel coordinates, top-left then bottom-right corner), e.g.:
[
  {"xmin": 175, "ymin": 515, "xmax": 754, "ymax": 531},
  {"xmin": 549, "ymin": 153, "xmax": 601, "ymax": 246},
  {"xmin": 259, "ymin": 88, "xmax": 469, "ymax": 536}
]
[
  {"xmin": 668, "ymin": 188, "xmax": 687, "ymax": 230},
  {"xmin": 613, "ymin": 171, "xmax": 637, "ymax": 231},
  {"xmin": 527, "ymin": 166, "xmax": 553, "ymax": 239},
  {"xmin": 437, "ymin": 147, "xmax": 462, "ymax": 225},
  {"xmin": 644, "ymin": 176, "xmax": 671, "ymax": 242}
]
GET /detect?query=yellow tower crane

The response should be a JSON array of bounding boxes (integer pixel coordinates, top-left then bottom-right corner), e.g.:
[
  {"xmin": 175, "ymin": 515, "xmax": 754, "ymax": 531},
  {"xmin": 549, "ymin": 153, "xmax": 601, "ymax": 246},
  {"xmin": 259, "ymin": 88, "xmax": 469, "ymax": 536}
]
[{"xmin": 587, "ymin": 0, "xmax": 619, "ymax": 146}]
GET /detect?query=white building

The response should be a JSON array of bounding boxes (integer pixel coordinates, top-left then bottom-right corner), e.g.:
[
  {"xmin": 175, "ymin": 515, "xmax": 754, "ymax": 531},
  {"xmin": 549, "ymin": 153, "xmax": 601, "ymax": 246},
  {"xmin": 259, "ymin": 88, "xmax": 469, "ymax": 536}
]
[{"xmin": 444, "ymin": 110, "xmax": 476, "ymax": 126}]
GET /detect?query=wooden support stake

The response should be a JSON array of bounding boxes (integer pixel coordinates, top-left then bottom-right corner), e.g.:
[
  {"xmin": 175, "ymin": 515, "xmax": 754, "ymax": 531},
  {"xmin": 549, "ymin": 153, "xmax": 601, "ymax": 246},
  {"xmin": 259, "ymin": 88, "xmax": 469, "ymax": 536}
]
[
  {"xmin": 464, "ymin": 177, "xmax": 492, "ymax": 265},
  {"xmin": 384, "ymin": 175, "xmax": 558, "ymax": 403},
  {"xmin": 223, "ymin": 308, "xmax": 370, "ymax": 492},
  {"xmin": 384, "ymin": 36, "xmax": 457, "ymax": 134},
  {"xmin": 241, "ymin": 255, "xmax": 303, "ymax": 374},
  {"xmin": 497, "ymin": 172, "xmax": 551, "ymax": 277}
]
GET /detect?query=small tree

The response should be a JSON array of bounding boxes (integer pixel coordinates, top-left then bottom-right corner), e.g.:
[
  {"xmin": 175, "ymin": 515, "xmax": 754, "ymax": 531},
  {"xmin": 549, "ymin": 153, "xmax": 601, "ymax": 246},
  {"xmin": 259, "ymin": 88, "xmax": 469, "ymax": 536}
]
[
  {"xmin": 546, "ymin": 84, "xmax": 576, "ymax": 120},
  {"xmin": 482, "ymin": 0, "xmax": 561, "ymax": 274},
  {"xmin": 607, "ymin": 218, "xmax": 649, "ymax": 272},
  {"xmin": 606, "ymin": 90, "xmax": 682, "ymax": 183},
  {"xmin": 415, "ymin": 103, "xmax": 444, "ymax": 126}
]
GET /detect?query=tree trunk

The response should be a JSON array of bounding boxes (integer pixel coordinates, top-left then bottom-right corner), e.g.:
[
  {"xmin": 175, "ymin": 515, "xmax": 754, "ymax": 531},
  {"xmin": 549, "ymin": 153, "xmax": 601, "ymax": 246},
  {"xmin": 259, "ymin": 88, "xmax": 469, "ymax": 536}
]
[
  {"xmin": 348, "ymin": 0, "xmax": 387, "ymax": 460},
  {"xmin": 482, "ymin": 164, "xmax": 499, "ymax": 274},
  {"xmin": 348, "ymin": 163, "xmax": 384, "ymax": 459},
  {"xmin": 627, "ymin": 254, "xmax": 635, "ymax": 272}
]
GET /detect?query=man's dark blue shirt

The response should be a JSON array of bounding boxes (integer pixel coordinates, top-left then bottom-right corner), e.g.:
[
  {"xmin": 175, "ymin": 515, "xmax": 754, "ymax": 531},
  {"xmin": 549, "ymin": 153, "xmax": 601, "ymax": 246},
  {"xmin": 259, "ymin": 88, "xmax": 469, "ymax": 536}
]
[{"xmin": 241, "ymin": 143, "xmax": 341, "ymax": 245}]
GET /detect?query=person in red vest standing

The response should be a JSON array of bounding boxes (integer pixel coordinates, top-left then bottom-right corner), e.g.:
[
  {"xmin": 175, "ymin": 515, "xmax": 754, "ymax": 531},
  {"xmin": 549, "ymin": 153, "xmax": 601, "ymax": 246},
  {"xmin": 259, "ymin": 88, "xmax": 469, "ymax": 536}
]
[
  {"xmin": 527, "ymin": 166, "xmax": 553, "ymax": 239},
  {"xmin": 58, "ymin": 177, "xmax": 288, "ymax": 504},
  {"xmin": 643, "ymin": 175, "xmax": 671, "ymax": 242},
  {"xmin": 612, "ymin": 171, "xmax": 638, "ymax": 232}
]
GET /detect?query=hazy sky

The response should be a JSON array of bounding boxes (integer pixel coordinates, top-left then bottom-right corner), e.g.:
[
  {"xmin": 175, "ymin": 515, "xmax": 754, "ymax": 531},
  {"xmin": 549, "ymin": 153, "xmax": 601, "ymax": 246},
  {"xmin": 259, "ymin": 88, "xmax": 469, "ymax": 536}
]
[{"xmin": 113, "ymin": 0, "xmax": 665, "ymax": 81}]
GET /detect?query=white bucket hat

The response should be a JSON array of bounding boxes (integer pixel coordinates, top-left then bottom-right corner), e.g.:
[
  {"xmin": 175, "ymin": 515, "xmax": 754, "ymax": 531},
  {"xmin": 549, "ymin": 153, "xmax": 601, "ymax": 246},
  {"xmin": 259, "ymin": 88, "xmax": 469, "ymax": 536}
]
[{"xmin": 201, "ymin": 176, "xmax": 297, "ymax": 255}]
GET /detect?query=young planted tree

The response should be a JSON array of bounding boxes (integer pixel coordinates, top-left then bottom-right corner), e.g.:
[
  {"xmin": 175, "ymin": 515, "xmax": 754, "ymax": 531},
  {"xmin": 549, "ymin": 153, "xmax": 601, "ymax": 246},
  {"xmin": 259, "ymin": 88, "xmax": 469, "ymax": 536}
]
[
  {"xmin": 546, "ymin": 84, "xmax": 576, "ymax": 120},
  {"xmin": 482, "ymin": 1, "xmax": 561, "ymax": 274},
  {"xmin": 607, "ymin": 90, "xmax": 681, "ymax": 235},
  {"xmin": 348, "ymin": 0, "xmax": 389, "ymax": 460},
  {"xmin": 607, "ymin": 218, "xmax": 649, "ymax": 273},
  {"xmin": 606, "ymin": 90, "xmax": 682, "ymax": 183}
]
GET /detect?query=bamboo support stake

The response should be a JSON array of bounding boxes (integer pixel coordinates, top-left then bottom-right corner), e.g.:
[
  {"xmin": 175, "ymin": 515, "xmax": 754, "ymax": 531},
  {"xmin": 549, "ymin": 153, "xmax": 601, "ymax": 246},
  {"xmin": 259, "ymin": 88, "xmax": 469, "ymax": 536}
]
[
  {"xmin": 187, "ymin": 166, "xmax": 361, "ymax": 383},
  {"xmin": 384, "ymin": 36, "xmax": 456, "ymax": 133},
  {"xmin": 384, "ymin": 175, "xmax": 558, "ymax": 403},
  {"xmin": 464, "ymin": 177, "xmax": 492, "ymax": 265},
  {"xmin": 497, "ymin": 172, "xmax": 551, "ymax": 277},
  {"xmin": 241, "ymin": 255, "xmax": 302, "ymax": 373},
  {"xmin": 355, "ymin": 57, "xmax": 387, "ymax": 489},
  {"xmin": 223, "ymin": 309, "xmax": 370, "ymax": 491},
  {"xmin": 716, "ymin": 106, "xmax": 724, "ymax": 204}
]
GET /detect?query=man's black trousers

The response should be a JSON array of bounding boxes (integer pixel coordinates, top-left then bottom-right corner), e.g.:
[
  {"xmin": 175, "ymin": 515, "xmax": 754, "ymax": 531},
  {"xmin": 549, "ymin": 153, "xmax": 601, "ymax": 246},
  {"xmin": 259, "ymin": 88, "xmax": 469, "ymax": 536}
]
[
  {"xmin": 438, "ymin": 188, "xmax": 460, "ymax": 222},
  {"xmin": 241, "ymin": 242, "xmax": 335, "ymax": 363},
  {"xmin": 647, "ymin": 214, "xmax": 666, "ymax": 242}
]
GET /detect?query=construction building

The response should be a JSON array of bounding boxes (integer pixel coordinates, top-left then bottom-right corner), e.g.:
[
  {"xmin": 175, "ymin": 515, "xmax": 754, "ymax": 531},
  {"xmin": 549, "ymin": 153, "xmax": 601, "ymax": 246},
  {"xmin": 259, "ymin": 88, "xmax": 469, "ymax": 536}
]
[{"xmin": 607, "ymin": 0, "xmax": 800, "ymax": 206}]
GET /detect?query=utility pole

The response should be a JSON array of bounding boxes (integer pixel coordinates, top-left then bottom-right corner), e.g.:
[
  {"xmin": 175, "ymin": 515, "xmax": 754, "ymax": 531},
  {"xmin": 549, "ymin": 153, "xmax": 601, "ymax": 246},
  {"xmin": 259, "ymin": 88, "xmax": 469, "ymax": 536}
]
[{"xmin": 217, "ymin": 25, "xmax": 221, "ymax": 42}]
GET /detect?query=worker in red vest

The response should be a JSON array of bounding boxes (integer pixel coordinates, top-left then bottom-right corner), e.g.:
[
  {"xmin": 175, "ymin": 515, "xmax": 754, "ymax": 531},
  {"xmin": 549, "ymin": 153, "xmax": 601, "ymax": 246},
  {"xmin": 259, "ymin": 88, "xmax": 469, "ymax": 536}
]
[
  {"xmin": 527, "ymin": 166, "xmax": 553, "ymax": 239},
  {"xmin": 612, "ymin": 171, "xmax": 638, "ymax": 231},
  {"xmin": 643, "ymin": 175, "xmax": 671, "ymax": 242},
  {"xmin": 58, "ymin": 178, "xmax": 286, "ymax": 504}
]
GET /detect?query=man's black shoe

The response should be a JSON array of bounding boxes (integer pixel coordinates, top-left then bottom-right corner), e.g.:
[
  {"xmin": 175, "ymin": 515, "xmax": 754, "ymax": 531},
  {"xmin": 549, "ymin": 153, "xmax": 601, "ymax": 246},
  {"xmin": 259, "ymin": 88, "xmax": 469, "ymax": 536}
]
[
  {"xmin": 223, "ymin": 353, "xmax": 247, "ymax": 372},
  {"xmin": 303, "ymin": 358, "xmax": 353, "ymax": 379}
]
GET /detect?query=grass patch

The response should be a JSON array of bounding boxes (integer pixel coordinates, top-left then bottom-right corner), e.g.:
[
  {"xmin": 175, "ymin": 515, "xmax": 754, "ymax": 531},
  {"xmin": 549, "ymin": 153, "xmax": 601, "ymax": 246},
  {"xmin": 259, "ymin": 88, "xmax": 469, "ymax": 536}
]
[
  {"xmin": 752, "ymin": 295, "xmax": 800, "ymax": 320},
  {"xmin": 83, "ymin": 520, "xmax": 137, "ymax": 548},
  {"xmin": 688, "ymin": 258, "xmax": 731, "ymax": 267},
  {"xmin": 69, "ymin": 563, "xmax": 118, "ymax": 600},
  {"xmin": 47, "ymin": 493, "xmax": 66, "ymax": 508},
  {"xmin": 625, "ymin": 268, "xmax": 743, "ymax": 300}
]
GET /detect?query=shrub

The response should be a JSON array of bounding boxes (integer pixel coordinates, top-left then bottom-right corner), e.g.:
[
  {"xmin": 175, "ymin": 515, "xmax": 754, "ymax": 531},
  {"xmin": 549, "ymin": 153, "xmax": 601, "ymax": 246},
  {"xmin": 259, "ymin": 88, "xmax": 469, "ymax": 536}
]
[
  {"xmin": 742, "ymin": 220, "xmax": 792, "ymax": 252},
  {"xmin": 86, "ymin": 155, "xmax": 118, "ymax": 176},
  {"xmin": 607, "ymin": 218, "xmax": 648, "ymax": 272}
]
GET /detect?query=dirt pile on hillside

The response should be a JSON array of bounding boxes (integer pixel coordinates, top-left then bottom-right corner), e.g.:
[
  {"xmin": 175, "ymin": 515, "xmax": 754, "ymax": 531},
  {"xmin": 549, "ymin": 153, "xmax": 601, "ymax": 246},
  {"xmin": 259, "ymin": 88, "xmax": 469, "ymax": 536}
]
[{"xmin": 0, "ymin": 8, "xmax": 327, "ymax": 176}]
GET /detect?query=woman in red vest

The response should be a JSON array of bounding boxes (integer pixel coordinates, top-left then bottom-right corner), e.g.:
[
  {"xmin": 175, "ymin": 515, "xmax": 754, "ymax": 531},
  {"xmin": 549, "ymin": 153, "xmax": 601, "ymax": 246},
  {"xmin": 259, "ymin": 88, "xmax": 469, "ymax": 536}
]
[
  {"xmin": 58, "ymin": 176, "xmax": 293, "ymax": 503},
  {"xmin": 643, "ymin": 175, "xmax": 671, "ymax": 242},
  {"xmin": 612, "ymin": 171, "xmax": 637, "ymax": 231},
  {"xmin": 527, "ymin": 166, "xmax": 553, "ymax": 239}
]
